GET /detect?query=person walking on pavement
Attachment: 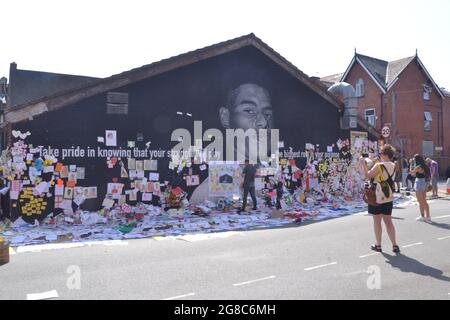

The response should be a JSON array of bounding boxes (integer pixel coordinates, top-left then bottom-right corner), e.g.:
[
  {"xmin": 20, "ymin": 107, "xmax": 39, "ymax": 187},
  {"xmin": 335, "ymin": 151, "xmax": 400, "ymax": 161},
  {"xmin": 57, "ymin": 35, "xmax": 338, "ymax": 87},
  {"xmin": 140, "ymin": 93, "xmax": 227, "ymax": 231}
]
[
  {"xmin": 360, "ymin": 144, "xmax": 400, "ymax": 254},
  {"xmin": 240, "ymin": 159, "xmax": 257, "ymax": 212},
  {"xmin": 411, "ymin": 154, "xmax": 431, "ymax": 222},
  {"xmin": 426, "ymin": 157, "xmax": 439, "ymax": 198}
]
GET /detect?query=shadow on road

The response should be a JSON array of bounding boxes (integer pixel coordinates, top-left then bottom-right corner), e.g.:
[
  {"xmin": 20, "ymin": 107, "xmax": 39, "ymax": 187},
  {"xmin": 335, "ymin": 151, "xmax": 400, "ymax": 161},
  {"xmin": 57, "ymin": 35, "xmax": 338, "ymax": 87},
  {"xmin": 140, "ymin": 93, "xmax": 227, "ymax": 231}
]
[
  {"xmin": 427, "ymin": 222, "xmax": 450, "ymax": 230},
  {"xmin": 382, "ymin": 253, "xmax": 450, "ymax": 282}
]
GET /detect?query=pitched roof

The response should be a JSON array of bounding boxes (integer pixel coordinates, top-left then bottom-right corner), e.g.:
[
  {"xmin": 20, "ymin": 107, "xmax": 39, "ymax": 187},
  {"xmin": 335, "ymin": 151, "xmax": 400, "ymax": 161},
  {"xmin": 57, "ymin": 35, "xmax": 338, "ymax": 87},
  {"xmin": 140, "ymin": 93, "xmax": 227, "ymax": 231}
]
[
  {"xmin": 5, "ymin": 33, "xmax": 344, "ymax": 124},
  {"xmin": 335, "ymin": 52, "xmax": 443, "ymax": 97},
  {"xmin": 4, "ymin": 34, "xmax": 379, "ymax": 137},
  {"xmin": 386, "ymin": 56, "xmax": 415, "ymax": 86},
  {"xmin": 320, "ymin": 73, "xmax": 343, "ymax": 87},
  {"xmin": 8, "ymin": 65, "xmax": 99, "ymax": 108},
  {"xmin": 355, "ymin": 53, "xmax": 388, "ymax": 86}
]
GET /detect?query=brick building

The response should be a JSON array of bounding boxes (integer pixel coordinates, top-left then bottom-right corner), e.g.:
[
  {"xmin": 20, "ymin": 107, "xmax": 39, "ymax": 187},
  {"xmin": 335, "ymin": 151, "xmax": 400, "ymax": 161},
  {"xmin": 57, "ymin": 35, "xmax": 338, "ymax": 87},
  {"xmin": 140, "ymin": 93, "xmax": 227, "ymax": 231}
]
[{"xmin": 322, "ymin": 52, "xmax": 448, "ymax": 174}]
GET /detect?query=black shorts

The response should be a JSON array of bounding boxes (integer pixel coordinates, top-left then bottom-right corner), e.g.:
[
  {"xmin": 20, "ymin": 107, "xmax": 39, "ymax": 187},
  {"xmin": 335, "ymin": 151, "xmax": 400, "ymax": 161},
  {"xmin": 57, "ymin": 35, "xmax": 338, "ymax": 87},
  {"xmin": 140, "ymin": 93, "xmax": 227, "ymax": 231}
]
[{"xmin": 368, "ymin": 202, "xmax": 393, "ymax": 215}]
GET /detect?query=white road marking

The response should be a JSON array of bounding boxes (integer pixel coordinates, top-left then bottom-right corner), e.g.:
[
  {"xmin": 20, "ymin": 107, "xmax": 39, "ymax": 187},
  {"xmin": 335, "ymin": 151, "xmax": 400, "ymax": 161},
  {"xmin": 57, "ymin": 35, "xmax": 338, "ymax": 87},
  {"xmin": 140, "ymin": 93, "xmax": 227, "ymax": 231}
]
[
  {"xmin": 17, "ymin": 243, "xmax": 84, "ymax": 253},
  {"xmin": 304, "ymin": 262, "xmax": 337, "ymax": 271},
  {"xmin": 174, "ymin": 231, "xmax": 242, "ymax": 242},
  {"xmin": 27, "ymin": 290, "xmax": 58, "ymax": 300},
  {"xmin": 15, "ymin": 240, "xmax": 128, "ymax": 253},
  {"xmin": 402, "ymin": 242, "xmax": 424, "ymax": 248},
  {"xmin": 359, "ymin": 252, "xmax": 381, "ymax": 258},
  {"xmin": 233, "ymin": 275, "xmax": 276, "ymax": 286},
  {"xmin": 433, "ymin": 215, "xmax": 450, "ymax": 220},
  {"xmin": 438, "ymin": 236, "xmax": 450, "ymax": 240},
  {"xmin": 163, "ymin": 292, "xmax": 195, "ymax": 300}
]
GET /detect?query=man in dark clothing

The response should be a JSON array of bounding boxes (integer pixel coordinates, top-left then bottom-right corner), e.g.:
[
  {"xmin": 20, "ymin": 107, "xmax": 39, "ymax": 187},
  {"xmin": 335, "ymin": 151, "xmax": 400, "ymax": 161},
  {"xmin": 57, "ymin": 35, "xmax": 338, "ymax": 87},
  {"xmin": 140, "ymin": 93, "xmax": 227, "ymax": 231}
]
[{"xmin": 241, "ymin": 160, "xmax": 257, "ymax": 211}]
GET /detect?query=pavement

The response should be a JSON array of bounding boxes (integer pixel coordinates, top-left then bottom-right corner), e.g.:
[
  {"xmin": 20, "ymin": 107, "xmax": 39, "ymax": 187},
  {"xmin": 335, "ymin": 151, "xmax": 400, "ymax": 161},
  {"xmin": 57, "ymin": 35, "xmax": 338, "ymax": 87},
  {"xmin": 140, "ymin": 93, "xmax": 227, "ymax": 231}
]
[{"xmin": 1, "ymin": 193, "xmax": 449, "ymax": 300}]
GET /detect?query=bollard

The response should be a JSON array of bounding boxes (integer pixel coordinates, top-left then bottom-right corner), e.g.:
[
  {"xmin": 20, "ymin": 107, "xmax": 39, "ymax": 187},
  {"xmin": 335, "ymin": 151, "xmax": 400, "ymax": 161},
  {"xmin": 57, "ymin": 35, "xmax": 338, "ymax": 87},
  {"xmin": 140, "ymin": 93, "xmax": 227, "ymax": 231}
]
[
  {"xmin": 447, "ymin": 178, "xmax": 450, "ymax": 194},
  {"xmin": 0, "ymin": 239, "xmax": 10, "ymax": 266}
]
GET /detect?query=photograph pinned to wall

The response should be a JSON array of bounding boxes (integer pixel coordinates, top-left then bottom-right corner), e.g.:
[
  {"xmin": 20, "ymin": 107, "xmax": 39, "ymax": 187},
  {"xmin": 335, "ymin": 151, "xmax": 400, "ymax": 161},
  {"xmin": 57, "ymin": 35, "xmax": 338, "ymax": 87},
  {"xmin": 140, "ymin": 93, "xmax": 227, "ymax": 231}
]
[
  {"xmin": 119, "ymin": 195, "xmax": 126, "ymax": 205},
  {"xmin": 134, "ymin": 180, "xmax": 142, "ymax": 192},
  {"xmin": 68, "ymin": 172, "xmax": 77, "ymax": 183},
  {"xmin": 107, "ymin": 183, "xmax": 124, "ymax": 197},
  {"xmin": 186, "ymin": 175, "xmax": 200, "ymax": 186},
  {"xmin": 149, "ymin": 172, "xmax": 159, "ymax": 181},
  {"xmin": 43, "ymin": 166, "xmax": 54, "ymax": 173},
  {"xmin": 60, "ymin": 166, "xmax": 69, "ymax": 178},
  {"xmin": 135, "ymin": 160, "xmax": 144, "ymax": 172},
  {"xmin": 149, "ymin": 160, "xmax": 157, "ymax": 171},
  {"xmin": 199, "ymin": 164, "xmax": 207, "ymax": 171},
  {"xmin": 136, "ymin": 170, "xmax": 145, "ymax": 179},
  {"xmin": 129, "ymin": 191, "xmax": 137, "ymax": 201},
  {"xmin": 55, "ymin": 162, "xmax": 63, "ymax": 172},
  {"xmin": 64, "ymin": 187, "xmax": 74, "ymax": 200},
  {"xmin": 146, "ymin": 182, "xmax": 154, "ymax": 193},
  {"xmin": 74, "ymin": 187, "xmax": 84, "ymax": 198},
  {"xmin": 128, "ymin": 158, "xmax": 136, "ymax": 170},
  {"xmin": 105, "ymin": 130, "xmax": 117, "ymax": 147},
  {"xmin": 55, "ymin": 184, "xmax": 64, "ymax": 196},
  {"xmin": 143, "ymin": 160, "xmax": 152, "ymax": 171},
  {"xmin": 142, "ymin": 193, "xmax": 152, "ymax": 202},
  {"xmin": 69, "ymin": 165, "xmax": 76, "ymax": 172},
  {"xmin": 127, "ymin": 141, "xmax": 135, "ymax": 148},
  {"xmin": 82, "ymin": 187, "xmax": 89, "ymax": 198},
  {"xmin": 88, "ymin": 186, "xmax": 97, "ymax": 199},
  {"xmin": 97, "ymin": 136, "xmax": 105, "ymax": 143},
  {"xmin": 76, "ymin": 167, "xmax": 85, "ymax": 180},
  {"xmin": 129, "ymin": 170, "xmax": 137, "ymax": 180}
]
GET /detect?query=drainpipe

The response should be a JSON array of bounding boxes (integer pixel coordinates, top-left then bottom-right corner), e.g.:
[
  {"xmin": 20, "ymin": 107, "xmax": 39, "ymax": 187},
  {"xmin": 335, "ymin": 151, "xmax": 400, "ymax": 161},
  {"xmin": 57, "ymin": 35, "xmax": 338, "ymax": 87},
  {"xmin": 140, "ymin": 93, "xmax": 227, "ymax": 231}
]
[{"xmin": 327, "ymin": 82, "xmax": 358, "ymax": 129}]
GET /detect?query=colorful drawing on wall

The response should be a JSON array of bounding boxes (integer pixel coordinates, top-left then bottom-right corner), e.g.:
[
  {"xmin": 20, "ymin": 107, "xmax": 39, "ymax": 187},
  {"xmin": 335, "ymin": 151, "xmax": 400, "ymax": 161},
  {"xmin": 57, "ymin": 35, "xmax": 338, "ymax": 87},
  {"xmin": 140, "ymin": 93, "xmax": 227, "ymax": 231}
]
[
  {"xmin": 350, "ymin": 131, "xmax": 368, "ymax": 156},
  {"xmin": 208, "ymin": 162, "xmax": 242, "ymax": 197}
]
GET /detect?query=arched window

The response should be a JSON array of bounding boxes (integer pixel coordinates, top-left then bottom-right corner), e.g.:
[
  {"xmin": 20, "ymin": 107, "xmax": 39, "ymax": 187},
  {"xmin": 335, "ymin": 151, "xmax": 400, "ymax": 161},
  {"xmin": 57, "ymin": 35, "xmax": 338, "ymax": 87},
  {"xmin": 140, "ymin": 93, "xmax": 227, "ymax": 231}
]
[{"xmin": 356, "ymin": 78, "xmax": 364, "ymax": 97}]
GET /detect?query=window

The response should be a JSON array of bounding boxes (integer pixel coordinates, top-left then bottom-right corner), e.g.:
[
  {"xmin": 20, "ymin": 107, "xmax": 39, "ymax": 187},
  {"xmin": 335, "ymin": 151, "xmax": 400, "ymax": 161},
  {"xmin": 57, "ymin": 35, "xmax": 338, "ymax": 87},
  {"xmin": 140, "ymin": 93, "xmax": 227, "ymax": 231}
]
[
  {"xmin": 423, "ymin": 85, "xmax": 431, "ymax": 100},
  {"xmin": 365, "ymin": 108, "xmax": 376, "ymax": 127},
  {"xmin": 356, "ymin": 78, "xmax": 364, "ymax": 97},
  {"xmin": 422, "ymin": 140, "xmax": 433, "ymax": 157},
  {"xmin": 107, "ymin": 92, "xmax": 128, "ymax": 114},
  {"xmin": 424, "ymin": 111, "xmax": 432, "ymax": 131}
]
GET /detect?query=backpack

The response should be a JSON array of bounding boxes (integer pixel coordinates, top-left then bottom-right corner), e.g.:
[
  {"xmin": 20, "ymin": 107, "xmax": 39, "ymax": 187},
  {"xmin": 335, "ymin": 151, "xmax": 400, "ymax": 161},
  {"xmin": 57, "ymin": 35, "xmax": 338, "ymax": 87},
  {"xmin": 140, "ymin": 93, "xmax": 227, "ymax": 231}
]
[{"xmin": 375, "ymin": 164, "xmax": 395, "ymax": 204}]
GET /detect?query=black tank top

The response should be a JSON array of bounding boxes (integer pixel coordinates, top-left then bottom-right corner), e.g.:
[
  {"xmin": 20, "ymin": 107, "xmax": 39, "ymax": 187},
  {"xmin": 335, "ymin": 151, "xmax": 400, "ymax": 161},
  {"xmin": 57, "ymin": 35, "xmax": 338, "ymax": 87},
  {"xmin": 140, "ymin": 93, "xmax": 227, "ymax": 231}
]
[{"xmin": 416, "ymin": 165, "xmax": 426, "ymax": 178}]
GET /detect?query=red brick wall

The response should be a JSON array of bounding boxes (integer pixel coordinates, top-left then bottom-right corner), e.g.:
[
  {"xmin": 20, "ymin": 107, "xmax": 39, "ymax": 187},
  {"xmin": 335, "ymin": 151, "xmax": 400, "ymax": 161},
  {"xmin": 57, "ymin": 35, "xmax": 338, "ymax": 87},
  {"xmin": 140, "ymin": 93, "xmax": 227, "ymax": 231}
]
[
  {"xmin": 443, "ymin": 95, "xmax": 450, "ymax": 156},
  {"xmin": 388, "ymin": 60, "xmax": 443, "ymax": 158},
  {"xmin": 344, "ymin": 61, "xmax": 384, "ymax": 131}
]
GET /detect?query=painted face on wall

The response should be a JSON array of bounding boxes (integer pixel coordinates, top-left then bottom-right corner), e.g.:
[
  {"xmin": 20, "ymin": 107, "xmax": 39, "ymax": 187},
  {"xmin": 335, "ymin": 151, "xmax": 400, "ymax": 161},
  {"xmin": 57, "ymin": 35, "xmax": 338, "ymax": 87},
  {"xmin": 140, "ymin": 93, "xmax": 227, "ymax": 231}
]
[{"xmin": 220, "ymin": 83, "xmax": 274, "ymax": 131}]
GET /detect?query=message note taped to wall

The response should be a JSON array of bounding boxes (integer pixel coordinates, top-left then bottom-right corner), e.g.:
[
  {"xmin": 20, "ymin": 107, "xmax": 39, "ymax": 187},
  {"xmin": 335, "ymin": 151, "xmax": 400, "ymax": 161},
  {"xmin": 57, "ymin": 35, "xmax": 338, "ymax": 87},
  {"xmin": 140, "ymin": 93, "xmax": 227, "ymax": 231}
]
[{"xmin": 105, "ymin": 130, "xmax": 117, "ymax": 147}]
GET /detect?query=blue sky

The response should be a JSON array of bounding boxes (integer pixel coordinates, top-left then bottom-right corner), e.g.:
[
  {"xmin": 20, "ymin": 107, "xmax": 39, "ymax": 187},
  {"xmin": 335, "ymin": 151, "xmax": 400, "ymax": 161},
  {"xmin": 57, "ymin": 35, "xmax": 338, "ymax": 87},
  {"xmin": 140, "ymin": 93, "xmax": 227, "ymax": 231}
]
[{"xmin": 1, "ymin": 0, "xmax": 449, "ymax": 89}]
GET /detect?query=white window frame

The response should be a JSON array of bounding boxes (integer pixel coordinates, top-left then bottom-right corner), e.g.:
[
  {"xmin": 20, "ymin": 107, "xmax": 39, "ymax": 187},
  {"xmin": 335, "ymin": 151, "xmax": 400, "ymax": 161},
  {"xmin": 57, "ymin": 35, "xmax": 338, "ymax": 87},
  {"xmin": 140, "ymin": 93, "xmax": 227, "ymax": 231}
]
[
  {"xmin": 356, "ymin": 78, "xmax": 365, "ymax": 97},
  {"xmin": 424, "ymin": 111, "xmax": 432, "ymax": 132},
  {"xmin": 365, "ymin": 108, "xmax": 376, "ymax": 127},
  {"xmin": 423, "ymin": 85, "xmax": 431, "ymax": 100}
]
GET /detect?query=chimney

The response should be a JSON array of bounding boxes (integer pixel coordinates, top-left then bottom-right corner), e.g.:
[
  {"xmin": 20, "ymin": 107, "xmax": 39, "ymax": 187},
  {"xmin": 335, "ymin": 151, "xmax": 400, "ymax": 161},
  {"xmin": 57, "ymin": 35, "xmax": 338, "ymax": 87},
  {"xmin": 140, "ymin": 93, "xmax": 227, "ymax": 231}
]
[{"xmin": 7, "ymin": 62, "xmax": 17, "ymax": 108}]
